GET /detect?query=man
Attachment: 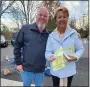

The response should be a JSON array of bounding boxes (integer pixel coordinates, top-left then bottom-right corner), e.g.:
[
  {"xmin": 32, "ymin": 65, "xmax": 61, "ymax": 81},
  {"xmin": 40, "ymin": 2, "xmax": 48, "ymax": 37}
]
[{"xmin": 14, "ymin": 7, "xmax": 49, "ymax": 86}]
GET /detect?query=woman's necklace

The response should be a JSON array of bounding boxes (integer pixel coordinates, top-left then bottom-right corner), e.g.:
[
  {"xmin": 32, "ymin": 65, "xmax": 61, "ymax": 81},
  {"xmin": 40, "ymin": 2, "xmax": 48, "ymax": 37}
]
[{"xmin": 57, "ymin": 29, "xmax": 64, "ymax": 40}]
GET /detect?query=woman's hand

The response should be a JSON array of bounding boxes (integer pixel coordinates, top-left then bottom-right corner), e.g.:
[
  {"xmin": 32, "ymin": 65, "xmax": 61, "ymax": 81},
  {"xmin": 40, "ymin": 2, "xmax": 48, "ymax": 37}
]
[
  {"xmin": 67, "ymin": 55, "xmax": 77, "ymax": 61},
  {"xmin": 50, "ymin": 55, "xmax": 56, "ymax": 62}
]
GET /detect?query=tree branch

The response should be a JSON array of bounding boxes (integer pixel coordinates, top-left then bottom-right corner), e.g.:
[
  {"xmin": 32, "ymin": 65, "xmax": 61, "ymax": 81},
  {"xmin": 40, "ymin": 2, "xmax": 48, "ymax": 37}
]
[{"xmin": 0, "ymin": 0, "xmax": 15, "ymax": 17}]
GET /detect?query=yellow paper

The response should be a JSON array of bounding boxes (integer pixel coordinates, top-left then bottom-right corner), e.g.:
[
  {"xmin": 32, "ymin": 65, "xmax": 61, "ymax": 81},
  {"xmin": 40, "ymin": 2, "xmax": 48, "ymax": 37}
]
[{"xmin": 52, "ymin": 47, "xmax": 66, "ymax": 71}]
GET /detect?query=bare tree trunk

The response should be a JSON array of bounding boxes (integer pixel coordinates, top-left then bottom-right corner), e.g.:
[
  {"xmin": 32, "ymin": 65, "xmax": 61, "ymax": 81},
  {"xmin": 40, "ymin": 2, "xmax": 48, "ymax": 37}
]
[
  {"xmin": 4, "ymin": 1, "xmax": 42, "ymax": 30},
  {"xmin": 20, "ymin": 0, "xmax": 28, "ymax": 24}
]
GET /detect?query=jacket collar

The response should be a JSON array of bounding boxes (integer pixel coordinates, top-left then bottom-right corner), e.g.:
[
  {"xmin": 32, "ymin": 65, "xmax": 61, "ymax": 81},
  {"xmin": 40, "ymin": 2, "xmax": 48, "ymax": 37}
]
[
  {"xmin": 30, "ymin": 22, "xmax": 49, "ymax": 33},
  {"xmin": 51, "ymin": 24, "xmax": 76, "ymax": 42}
]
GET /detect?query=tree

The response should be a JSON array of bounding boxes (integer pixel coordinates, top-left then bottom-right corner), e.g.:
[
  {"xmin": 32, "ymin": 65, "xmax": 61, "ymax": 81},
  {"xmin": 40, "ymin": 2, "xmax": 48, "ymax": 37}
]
[
  {"xmin": 20, "ymin": 1, "xmax": 43, "ymax": 24},
  {"xmin": 43, "ymin": 0, "xmax": 61, "ymax": 19},
  {"xmin": 1, "ymin": 24, "xmax": 12, "ymax": 40},
  {"xmin": 6, "ymin": 1, "xmax": 42, "ymax": 30},
  {"xmin": 69, "ymin": 18, "xmax": 76, "ymax": 29},
  {"xmin": 42, "ymin": 0, "xmax": 60, "ymax": 30},
  {"xmin": 77, "ymin": 27, "xmax": 89, "ymax": 38},
  {"xmin": 8, "ymin": 5, "xmax": 25, "ymax": 29},
  {"xmin": 1, "ymin": 24, "xmax": 8, "ymax": 32},
  {"xmin": 0, "ymin": 0, "xmax": 15, "ymax": 17},
  {"xmin": 47, "ymin": 18, "xmax": 56, "ymax": 31}
]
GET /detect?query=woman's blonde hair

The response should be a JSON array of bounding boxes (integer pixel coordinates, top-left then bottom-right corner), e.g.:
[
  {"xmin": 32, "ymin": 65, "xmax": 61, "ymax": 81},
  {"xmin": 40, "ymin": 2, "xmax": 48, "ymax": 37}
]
[{"xmin": 54, "ymin": 6, "xmax": 69, "ymax": 20}]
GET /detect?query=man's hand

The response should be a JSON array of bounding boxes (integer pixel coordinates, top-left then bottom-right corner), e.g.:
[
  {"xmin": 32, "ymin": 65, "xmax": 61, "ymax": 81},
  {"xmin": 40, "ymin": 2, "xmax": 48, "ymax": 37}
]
[
  {"xmin": 67, "ymin": 55, "xmax": 77, "ymax": 61},
  {"xmin": 16, "ymin": 65, "xmax": 23, "ymax": 72},
  {"xmin": 50, "ymin": 55, "xmax": 56, "ymax": 62}
]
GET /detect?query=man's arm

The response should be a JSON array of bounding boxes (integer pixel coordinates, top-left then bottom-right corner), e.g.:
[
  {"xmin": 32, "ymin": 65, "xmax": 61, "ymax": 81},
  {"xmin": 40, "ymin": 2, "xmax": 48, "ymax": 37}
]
[{"xmin": 14, "ymin": 26, "xmax": 24, "ymax": 71}]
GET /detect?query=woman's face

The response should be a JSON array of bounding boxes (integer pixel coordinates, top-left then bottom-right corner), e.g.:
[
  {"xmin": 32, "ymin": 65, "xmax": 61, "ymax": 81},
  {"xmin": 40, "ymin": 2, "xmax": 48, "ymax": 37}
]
[{"xmin": 55, "ymin": 11, "xmax": 68, "ymax": 29}]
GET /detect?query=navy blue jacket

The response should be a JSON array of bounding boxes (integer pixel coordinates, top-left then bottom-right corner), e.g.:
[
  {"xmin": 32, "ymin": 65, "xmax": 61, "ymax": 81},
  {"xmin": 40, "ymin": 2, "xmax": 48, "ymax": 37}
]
[{"xmin": 14, "ymin": 23, "xmax": 49, "ymax": 72}]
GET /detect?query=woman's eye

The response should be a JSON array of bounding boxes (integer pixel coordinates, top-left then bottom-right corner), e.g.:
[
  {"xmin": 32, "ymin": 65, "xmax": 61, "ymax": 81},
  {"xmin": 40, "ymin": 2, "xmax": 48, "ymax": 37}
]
[
  {"xmin": 39, "ymin": 14, "xmax": 42, "ymax": 16},
  {"xmin": 58, "ymin": 16, "xmax": 61, "ymax": 18},
  {"xmin": 63, "ymin": 16, "xmax": 67, "ymax": 18}
]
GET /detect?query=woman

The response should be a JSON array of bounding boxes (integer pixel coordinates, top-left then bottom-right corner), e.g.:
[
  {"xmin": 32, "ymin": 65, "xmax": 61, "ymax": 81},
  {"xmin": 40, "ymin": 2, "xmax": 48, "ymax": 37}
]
[{"xmin": 45, "ymin": 6, "xmax": 84, "ymax": 87}]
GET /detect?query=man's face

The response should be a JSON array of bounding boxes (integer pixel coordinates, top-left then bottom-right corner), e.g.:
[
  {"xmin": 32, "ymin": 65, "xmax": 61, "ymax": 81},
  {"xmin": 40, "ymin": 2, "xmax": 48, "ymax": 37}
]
[{"xmin": 36, "ymin": 8, "xmax": 49, "ymax": 29}]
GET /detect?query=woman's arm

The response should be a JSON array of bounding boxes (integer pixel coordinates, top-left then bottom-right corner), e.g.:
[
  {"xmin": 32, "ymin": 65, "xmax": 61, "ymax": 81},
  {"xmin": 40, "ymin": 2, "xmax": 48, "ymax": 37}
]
[
  {"xmin": 68, "ymin": 32, "xmax": 84, "ymax": 61},
  {"xmin": 45, "ymin": 35, "xmax": 55, "ymax": 62}
]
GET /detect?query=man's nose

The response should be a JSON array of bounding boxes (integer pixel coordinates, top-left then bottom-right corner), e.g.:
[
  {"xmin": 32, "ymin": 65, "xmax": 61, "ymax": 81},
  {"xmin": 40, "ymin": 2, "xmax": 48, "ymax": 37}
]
[{"xmin": 41, "ymin": 15, "xmax": 44, "ymax": 19}]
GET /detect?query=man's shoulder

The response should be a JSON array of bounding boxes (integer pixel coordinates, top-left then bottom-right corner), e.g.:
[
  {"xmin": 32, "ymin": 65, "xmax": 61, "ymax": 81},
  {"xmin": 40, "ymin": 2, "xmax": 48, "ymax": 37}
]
[
  {"xmin": 21, "ymin": 23, "xmax": 36, "ymax": 31},
  {"xmin": 21, "ymin": 24, "xmax": 32, "ymax": 29},
  {"xmin": 48, "ymin": 30, "xmax": 52, "ymax": 34}
]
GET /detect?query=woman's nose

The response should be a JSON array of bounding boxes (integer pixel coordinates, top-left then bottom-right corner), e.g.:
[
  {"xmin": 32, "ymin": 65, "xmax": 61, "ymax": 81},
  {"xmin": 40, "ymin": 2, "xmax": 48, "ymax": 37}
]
[{"xmin": 61, "ymin": 17, "xmax": 64, "ymax": 20}]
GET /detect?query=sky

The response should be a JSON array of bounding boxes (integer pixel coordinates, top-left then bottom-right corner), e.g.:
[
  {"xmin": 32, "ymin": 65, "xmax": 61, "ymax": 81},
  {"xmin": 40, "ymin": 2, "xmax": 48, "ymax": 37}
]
[
  {"xmin": 1, "ymin": 1, "xmax": 88, "ymax": 28},
  {"xmin": 60, "ymin": 1, "xmax": 88, "ymax": 20},
  {"xmin": 1, "ymin": 1, "xmax": 42, "ymax": 28}
]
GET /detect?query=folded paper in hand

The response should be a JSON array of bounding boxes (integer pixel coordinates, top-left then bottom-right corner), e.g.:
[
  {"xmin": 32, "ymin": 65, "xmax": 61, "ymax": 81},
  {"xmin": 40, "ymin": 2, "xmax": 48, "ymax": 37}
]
[{"xmin": 52, "ymin": 47, "xmax": 66, "ymax": 71}]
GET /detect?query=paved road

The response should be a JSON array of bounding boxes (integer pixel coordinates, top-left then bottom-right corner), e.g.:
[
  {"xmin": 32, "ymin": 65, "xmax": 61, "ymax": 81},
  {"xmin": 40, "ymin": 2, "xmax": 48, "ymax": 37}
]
[
  {"xmin": 1, "ymin": 40, "xmax": 89, "ymax": 86},
  {"xmin": 82, "ymin": 39, "xmax": 89, "ymax": 58},
  {"xmin": 1, "ymin": 45, "xmax": 14, "ymax": 71}
]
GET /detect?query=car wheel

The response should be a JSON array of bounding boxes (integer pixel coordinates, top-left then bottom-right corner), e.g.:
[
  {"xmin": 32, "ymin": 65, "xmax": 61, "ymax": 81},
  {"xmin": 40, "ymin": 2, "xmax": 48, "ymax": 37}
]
[{"xmin": 5, "ymin": 42, "xmax": 8, "ymax": 47}]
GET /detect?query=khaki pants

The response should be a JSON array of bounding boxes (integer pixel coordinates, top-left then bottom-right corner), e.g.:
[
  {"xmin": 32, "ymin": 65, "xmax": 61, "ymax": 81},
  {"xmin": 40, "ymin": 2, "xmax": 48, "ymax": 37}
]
[{"xmin": 59, "ymin": 78, "xmax": 67, "ymax": 86}]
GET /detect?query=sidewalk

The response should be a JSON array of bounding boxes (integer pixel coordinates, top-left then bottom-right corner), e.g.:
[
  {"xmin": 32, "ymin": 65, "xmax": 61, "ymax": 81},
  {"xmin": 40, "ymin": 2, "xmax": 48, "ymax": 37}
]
[{"xmin": 1, "ymin": 78, "xmax": 35, "ymax": 86}]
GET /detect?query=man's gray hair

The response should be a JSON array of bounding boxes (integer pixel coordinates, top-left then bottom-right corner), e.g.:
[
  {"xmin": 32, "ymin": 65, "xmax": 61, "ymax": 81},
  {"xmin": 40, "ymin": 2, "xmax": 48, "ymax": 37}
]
[{"xmin": 36, "ymin": 7, "xmax": 49, "ymax": 17}]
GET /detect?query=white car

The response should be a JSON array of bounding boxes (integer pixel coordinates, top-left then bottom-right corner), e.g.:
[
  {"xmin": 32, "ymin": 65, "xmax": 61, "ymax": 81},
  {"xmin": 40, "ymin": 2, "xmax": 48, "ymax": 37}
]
[{"xmin": 0, "ymin": 35, "xmax": 8, "ymax": 47}]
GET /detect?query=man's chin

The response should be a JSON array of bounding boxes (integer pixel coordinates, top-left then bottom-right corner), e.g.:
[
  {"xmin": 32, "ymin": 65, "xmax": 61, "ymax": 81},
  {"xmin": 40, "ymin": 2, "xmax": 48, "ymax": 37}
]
[{"xmin": 37, "ymin": 23, "xmax": 46, "ymax": 29}]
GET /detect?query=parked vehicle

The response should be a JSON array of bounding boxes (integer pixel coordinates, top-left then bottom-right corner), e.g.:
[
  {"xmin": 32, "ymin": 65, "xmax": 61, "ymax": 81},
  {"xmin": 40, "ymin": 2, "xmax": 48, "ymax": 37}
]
[
  {"xmin": 0, "ymin": 35, "xmax": 8, "ymax": 47},
  {"xmin": 11, "ymin": 32, "xmax": 18, "ymax": 46}
]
